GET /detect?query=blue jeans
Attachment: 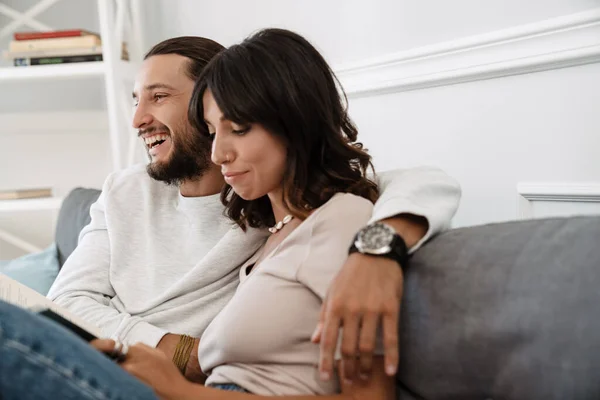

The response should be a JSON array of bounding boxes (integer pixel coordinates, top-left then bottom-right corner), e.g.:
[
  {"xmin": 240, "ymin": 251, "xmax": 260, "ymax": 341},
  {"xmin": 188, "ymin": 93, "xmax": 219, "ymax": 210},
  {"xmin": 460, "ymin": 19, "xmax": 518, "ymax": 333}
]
[
  {"xmin": 0, "ymin": 300, "xmax": 158, "ymax": 400},
  {"xmin": 0, "ymin": 301, "xmax": 250, "ymax": 398},
  {"xmin": 210, "ymin": 383, "xmax": 250, "ymax": 392}
]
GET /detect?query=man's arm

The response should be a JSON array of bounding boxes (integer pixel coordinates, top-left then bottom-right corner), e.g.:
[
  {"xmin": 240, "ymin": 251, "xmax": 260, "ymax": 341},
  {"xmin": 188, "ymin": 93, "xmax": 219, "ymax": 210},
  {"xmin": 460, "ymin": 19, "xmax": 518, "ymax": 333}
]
[
  {"xmin": 47, "ymin": 173, "xmax": 168, "ymax": 348},
  {"xmin": 314, "ymin": 166, "xmax": 461, "ymax": 382}
]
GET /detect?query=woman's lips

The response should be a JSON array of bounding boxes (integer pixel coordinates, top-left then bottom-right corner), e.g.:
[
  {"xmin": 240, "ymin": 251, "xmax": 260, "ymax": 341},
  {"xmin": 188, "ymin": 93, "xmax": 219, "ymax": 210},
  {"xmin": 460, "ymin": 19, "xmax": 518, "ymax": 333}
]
[{"xmin": 223, "ymin": 171, "xmax": 248, "ymax": 183}]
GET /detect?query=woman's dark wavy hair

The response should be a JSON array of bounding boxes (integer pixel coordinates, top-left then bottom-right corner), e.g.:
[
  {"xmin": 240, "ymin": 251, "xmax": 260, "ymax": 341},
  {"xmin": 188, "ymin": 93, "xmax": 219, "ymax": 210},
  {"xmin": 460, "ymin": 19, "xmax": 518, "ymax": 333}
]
[{"xmin": 189, "ymin": 28, "xmax": 378, "ymax": 230}]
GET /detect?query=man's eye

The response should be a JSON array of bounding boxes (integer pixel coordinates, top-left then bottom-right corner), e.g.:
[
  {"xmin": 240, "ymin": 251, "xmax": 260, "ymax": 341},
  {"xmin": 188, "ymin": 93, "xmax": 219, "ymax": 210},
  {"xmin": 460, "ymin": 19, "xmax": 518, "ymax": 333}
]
[{"xmin": 153, "ymin": 94, "xmax": 167, "ymax": 102}]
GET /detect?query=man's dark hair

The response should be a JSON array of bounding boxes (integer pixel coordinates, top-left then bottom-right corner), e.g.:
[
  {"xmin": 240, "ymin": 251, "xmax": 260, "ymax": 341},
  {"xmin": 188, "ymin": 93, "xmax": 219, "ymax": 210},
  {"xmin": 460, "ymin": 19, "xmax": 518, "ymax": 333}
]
[
  {"xmin": 189, "ymin": 28, "xmax": 379, "ymax": 230},
  {"xmin": 144, "ymin": 36, "xmax": 225, "ymax": 81}
]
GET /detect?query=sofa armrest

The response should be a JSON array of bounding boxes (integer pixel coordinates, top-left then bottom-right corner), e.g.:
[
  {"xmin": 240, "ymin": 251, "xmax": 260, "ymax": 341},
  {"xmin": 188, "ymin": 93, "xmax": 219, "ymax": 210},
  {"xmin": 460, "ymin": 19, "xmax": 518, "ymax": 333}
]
[{"xmin": 55, "ymin": 188, "xmax": 101, "ymax": 267}]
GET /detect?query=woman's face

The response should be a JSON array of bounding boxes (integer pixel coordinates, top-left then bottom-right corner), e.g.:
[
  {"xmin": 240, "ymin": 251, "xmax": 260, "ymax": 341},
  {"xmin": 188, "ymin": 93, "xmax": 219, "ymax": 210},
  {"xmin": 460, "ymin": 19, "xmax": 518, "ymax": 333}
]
[{"xmin": 203, "ymin": 90, "xmax": 287, "ymax": 201}]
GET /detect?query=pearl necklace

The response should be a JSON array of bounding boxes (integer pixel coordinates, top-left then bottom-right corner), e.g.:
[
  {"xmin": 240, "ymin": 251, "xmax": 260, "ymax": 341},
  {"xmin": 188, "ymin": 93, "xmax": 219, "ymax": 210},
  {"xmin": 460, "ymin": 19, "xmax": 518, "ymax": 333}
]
[{"xmin": 269, "ymin": 214, "xmax": 294, "ymax": 234}]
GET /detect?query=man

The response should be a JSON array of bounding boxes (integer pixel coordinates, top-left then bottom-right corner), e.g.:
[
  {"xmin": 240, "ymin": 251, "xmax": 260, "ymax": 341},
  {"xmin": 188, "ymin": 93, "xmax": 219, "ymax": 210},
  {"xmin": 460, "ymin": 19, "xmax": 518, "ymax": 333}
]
[{"xmin": 48, "ymin": 36, "xmax": 461, "ymax": 384}]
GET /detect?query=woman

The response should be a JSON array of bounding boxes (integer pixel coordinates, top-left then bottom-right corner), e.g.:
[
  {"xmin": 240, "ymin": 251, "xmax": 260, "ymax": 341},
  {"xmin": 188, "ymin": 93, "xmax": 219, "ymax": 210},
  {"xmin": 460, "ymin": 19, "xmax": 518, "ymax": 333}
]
[{"xmin": 95, "ymin": 28, "xmax": 394, "ymax": 399}]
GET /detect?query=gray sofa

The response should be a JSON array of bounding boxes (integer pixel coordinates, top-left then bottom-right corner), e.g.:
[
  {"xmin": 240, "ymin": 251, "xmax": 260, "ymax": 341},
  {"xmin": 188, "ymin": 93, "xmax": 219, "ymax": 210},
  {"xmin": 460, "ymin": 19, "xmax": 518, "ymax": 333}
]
[{"xmin": 55, "ymin": 188, "xmax": 600, "ymax": 399}]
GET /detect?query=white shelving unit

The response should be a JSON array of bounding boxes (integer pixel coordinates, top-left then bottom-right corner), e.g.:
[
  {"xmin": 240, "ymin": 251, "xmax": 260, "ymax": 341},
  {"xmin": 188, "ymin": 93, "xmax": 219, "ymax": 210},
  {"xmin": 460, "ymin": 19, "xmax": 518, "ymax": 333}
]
[
  {"xmin": 0, "ymin": 197, "xmax": 65, "ymax": 212},
  {"xmin": 0, "ymin": 60, "xmax": 137, "ymax": 81},
  {"xmin": 0, "ymin": 0, "xmax": 144, "ymax": 255}
]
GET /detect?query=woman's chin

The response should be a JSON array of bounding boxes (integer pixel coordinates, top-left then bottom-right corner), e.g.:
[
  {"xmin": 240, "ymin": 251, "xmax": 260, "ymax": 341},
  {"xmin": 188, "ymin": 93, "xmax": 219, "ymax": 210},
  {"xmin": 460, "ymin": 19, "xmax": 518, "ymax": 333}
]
[{"xmin": 233, "ymin": 189, "xmax": 264, "ymax": 201}]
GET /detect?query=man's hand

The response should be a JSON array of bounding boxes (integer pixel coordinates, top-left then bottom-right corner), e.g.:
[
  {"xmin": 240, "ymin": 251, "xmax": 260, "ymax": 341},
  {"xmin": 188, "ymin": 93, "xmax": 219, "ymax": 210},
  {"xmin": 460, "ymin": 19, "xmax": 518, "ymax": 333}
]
[
  {"xmin": 157, "ymin": 333, "xmax": 205, "ymax": 383},
  {"xmin": 313, "ymin": 253, "xmax": 403, "ymax": 383},
  {"xmin": 313, "ymin": 214, "xmax": 427, "ymax": 383}
]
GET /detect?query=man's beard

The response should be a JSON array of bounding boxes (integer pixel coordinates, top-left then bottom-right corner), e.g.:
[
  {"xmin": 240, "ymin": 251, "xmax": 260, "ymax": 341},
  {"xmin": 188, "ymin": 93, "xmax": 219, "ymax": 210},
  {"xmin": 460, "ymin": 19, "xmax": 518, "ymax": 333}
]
[{"xmin": 146, "ymin": 124, "xmax": 212, "ymax": 186}]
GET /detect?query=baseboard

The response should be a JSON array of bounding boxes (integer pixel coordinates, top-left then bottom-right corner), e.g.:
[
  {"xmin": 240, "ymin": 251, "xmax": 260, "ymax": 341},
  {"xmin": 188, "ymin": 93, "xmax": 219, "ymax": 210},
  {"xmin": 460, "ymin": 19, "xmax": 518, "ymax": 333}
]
[{"xmin": 336, "ymin": 8, "xmax": 600, "ymax": 98}]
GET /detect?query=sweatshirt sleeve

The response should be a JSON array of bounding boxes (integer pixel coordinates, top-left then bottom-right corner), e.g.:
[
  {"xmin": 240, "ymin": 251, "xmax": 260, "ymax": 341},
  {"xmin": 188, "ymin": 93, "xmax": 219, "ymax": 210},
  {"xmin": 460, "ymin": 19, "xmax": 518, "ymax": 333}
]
[
  {"xmin": 370, "ymin": 166, "xmax": 461, "ymax": 253},
  {"xmin": 47, "ymin": 173, "xmax": 168, "ymax": 347}
]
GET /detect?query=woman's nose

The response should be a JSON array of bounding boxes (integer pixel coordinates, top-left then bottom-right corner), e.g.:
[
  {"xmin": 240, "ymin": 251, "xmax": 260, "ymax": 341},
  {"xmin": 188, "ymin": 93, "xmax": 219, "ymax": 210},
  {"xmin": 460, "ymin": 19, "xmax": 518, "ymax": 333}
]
[{"xmin": 211, "ymin": 132, "xmax": 231, "ymax": 165}]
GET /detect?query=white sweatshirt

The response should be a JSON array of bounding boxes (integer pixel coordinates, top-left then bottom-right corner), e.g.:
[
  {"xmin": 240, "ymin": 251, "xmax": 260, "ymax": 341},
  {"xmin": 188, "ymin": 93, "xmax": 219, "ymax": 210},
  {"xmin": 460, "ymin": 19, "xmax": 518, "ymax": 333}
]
[{"xmin": 48, "ymin": 164, "xmax": 460, "ymax": 347}]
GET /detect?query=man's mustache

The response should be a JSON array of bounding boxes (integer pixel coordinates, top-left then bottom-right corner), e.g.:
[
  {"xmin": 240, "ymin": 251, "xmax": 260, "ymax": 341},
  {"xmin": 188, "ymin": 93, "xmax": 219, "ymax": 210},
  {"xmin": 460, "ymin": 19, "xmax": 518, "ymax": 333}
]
[{"xmin": 138, "ymin": 126, "xmax": 170, "ymax": 137}]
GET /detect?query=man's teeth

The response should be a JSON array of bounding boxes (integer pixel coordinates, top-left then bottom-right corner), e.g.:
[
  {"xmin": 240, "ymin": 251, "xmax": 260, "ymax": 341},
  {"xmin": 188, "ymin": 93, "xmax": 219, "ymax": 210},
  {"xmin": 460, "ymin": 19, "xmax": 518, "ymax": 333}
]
[{"xmin": 144, "ymin": 134, "xmax": 169, "ymax": 146}]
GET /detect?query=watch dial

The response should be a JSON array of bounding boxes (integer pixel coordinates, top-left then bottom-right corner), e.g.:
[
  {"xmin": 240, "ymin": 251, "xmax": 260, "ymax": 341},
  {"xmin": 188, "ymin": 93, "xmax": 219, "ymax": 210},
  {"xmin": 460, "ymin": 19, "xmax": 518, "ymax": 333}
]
[{"xmin": 359, "ymin": 223, "xmax": 395, "ymax": 251}]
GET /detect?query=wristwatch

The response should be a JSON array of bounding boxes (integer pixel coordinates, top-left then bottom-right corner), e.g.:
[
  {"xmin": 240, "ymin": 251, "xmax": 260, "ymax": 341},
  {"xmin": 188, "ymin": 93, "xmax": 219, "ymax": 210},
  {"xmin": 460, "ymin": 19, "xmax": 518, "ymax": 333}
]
[{"xmin": 349, "ymin": 222, "xmax": 409, "ymax": 269}]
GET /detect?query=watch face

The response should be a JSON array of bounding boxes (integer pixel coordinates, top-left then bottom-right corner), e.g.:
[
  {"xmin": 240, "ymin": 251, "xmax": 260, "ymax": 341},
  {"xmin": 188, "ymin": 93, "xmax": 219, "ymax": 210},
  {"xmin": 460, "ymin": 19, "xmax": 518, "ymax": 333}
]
[{"xmin": 356, "ymin": 223, "xmax": 395, "ymax": 255}]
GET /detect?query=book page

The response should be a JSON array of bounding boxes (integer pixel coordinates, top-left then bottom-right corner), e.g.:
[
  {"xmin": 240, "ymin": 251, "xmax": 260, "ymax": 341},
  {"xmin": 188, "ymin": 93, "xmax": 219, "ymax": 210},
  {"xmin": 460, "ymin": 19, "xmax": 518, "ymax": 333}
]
[{"xmin": 0, "ymin": 273, "xmax": 102, "ymax": 337}]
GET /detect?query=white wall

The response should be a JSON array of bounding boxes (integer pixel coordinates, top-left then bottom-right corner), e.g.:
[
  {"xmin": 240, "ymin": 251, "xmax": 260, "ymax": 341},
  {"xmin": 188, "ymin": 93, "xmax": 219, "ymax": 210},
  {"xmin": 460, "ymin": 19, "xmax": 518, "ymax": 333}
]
[
  {"xmin": 144, "ymin": 0, "xmax": 600, "ymax": 228},
  {"xmin": 145, "ymin": 0, "xmax": 598, "ymax": 65}
]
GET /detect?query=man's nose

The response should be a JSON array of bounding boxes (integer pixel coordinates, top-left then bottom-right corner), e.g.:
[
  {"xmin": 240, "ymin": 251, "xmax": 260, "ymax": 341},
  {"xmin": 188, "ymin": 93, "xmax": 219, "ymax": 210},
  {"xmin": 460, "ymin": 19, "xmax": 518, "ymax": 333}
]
[{"xmin": 132, "ymin": 102, "xmax": 153, "ymax": 129}]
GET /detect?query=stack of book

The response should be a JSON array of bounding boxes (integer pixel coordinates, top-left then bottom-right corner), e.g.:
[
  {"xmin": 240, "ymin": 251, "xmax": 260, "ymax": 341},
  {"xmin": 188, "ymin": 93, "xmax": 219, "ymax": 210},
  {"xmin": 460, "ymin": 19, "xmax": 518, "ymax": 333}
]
[{"xmin": 3, "ymin": 29, "xmax": 127, "ymax": 67}]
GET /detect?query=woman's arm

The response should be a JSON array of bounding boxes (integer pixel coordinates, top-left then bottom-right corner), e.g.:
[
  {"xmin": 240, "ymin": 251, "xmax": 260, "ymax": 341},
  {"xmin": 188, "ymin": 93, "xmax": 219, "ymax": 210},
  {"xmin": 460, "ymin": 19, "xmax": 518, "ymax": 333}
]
[{"xmin": 97, "ymin": 340, "xmax": 394, "ymax": 400}]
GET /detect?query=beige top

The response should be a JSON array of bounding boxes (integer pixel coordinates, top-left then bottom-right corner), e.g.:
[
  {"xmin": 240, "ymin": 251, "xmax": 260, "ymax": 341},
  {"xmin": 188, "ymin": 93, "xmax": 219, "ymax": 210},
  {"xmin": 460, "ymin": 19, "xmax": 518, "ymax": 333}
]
[{"xmin": 199, "ymin": 193, "xmax": 375, "ymax": 395}]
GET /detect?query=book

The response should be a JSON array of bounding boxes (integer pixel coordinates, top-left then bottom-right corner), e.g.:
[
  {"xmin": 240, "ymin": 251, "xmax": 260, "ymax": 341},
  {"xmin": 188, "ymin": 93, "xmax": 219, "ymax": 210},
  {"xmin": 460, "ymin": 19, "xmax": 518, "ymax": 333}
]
[
  {"xmin": 9, "ymin": 36, "xmax": 102, "ymax": 52},
  {"xmin": 13, "ymin": 29, "xmax": 98, "ymax": 41},
  {"xmin": 0, "ymin": 273, "xmax": 102, "ymax": 338},
  {"xmin": 3, "ymin": 47, "xmax": 129, "ymax": 61},
  {"xmin": 0, "ymin": 188, "xmax": 52, "ymax": 200},
  {"xmin": 3, "ymin": 46, "xmax": 102, "ymax": 59},
  {"xmin": 14, "ymin": 54, "xmax": 103, "ymax": 66}
]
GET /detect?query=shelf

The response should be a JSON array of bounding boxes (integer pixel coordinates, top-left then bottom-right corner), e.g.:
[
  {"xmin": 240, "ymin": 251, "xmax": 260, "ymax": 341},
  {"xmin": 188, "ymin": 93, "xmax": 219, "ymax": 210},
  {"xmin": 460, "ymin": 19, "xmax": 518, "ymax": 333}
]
[
  {"xmin": 0, "ymin": 197, "xmax": 63, "ymax": 212},
  {"xmin": 0, "ymin": 61, "xmax": 137, "ymax": 82}
]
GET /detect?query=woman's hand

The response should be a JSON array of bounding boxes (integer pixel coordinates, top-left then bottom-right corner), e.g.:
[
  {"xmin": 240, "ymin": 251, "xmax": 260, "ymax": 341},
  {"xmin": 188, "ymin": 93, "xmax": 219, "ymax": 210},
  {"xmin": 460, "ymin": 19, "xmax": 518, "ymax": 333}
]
[{"xmin": 91, "ymin": 339, "xmax": 196, "ymax": 400}]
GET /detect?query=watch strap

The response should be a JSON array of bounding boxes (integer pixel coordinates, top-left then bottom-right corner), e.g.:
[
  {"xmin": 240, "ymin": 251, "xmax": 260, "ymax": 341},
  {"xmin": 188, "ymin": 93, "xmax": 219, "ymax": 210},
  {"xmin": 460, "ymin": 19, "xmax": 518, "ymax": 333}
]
[{"xmin": 349, "ymin": 233, "xmax": 409, "ymax": 269}]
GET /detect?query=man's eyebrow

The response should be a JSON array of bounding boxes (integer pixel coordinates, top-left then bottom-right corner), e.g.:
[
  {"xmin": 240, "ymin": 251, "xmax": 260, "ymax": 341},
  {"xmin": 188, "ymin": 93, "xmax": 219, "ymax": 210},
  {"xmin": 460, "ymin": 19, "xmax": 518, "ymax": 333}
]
[
  {"xmin": 133, "ymin": 83, "xmax": 177, "ymax": 99},
  {"xmin": 144, "ymin": 83, "xmax": 177, "ymax": 91}
]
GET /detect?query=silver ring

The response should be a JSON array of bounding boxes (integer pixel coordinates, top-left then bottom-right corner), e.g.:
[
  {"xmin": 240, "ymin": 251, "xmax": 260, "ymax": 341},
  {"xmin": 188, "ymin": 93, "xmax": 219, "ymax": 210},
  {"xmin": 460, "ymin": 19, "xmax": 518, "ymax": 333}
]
[{"xmin": 120, "ymin": 343, "xmax": 129, "ymax": 357}]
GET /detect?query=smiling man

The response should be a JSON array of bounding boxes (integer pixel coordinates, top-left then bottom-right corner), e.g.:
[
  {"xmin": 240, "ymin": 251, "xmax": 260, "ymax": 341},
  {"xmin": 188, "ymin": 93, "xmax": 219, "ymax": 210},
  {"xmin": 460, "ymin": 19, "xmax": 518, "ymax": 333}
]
[{"xmin": 46, "ymin": 36, "xmax": 461, "ymax": 385}]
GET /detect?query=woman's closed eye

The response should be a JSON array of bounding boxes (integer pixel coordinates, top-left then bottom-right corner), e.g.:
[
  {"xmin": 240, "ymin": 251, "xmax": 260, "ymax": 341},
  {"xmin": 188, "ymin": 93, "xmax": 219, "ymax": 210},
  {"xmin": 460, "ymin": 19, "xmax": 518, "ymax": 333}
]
[{"xmin": 231, "ymin": 123, "xmax": 251, "ymax": 136}]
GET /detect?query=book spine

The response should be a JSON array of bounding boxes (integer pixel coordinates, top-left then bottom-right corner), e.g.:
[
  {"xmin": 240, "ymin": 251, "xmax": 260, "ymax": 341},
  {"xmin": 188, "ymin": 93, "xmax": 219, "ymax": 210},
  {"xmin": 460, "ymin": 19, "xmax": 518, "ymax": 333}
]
[
  {"xmin": 14, "ymin": 54, "xmax": 103, "ymax": 66},
  {"xmin": 4, "ymin": 46, "xmax": 103, "ymax": 59},
  {"xmin": 13, "ymin": 30, "xmax": 91, "ymax": 41},
  {"xmin": 9, "ymin": 36, "xmax": 102, "ymax": 52}
]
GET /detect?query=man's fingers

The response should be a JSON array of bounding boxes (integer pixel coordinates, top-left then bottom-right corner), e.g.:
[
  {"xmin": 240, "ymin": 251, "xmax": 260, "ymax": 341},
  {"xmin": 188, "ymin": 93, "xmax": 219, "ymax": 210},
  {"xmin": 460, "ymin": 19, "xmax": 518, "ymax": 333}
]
[
  {"xmin": 311, "ymin": 322, "xmax": 323, "ymax": 344},
  {"xmin": 382, "ymin": 303, "xmax": 400, "ymax": 376},
  {"xmin": 339, "ymin": 310, "xmax": 360, "ymax": 383},
  {"xmin": 357, "ymin": 311, "xmax": 378, "ymax": 380},
  {"xmin": 319, "ymin": 307, "xmax": 341, "ymax": 381},
  {"xmin": 90, "ymin": 339, "xmax": 116, "ymax": 353},
  {"xmin": 312, "ymin": 297, "xmax": 328, "ymax": 343}
]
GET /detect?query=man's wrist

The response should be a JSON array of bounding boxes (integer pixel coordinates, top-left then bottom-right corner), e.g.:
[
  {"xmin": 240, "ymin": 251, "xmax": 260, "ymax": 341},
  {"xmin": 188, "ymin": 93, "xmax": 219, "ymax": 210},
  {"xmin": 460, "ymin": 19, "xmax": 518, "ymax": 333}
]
[
  {"xmin": 381, "ymin": 214, "xmax": 428, "ymax": 250},
  {"xmin": 350, "ymin": 221, "xmax": 410, "ymax": 269}
]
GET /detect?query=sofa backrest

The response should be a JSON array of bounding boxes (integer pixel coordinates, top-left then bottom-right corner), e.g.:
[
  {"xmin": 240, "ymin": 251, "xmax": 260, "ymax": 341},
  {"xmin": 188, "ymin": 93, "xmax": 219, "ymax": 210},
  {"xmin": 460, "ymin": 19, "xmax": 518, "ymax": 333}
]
[
  {"xmin": 399, "ymin": 215, "xmax": 600, "ymax": 399},
  {"xmin": 55, "ymin": 188, "xmax": 101, "ymax": 267}
]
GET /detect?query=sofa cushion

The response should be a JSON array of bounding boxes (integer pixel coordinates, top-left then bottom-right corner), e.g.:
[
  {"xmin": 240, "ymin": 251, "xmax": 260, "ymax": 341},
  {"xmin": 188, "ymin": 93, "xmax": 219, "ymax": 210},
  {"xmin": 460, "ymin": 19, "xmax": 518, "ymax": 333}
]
[
  {"xmin": 399, "ymin": 216, "xmax": 600, "ymax": 400},
  {"xmin": 0, "ymin": 244, "xmax": 60, "ymax": 295},
  {"xmin": 55, "ymin": 188, "xmax": 101, "ymax": 267}
]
